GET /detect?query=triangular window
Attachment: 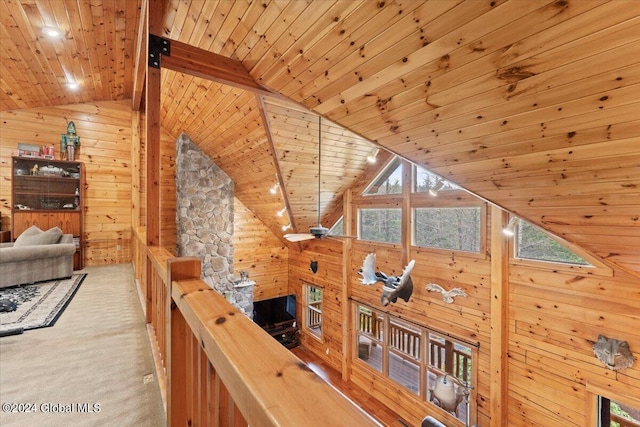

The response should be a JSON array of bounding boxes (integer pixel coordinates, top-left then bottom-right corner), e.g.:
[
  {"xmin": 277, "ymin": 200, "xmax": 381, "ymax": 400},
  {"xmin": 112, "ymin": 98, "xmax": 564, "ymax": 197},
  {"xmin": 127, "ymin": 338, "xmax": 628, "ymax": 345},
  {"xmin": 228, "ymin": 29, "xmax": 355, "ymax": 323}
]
[
  {"xmin": 363, "ymin": 157, "xmax": 402, "ymax": 195},
  {"xmin": 414, "ymin": 164, "xmax": 458, "ymax": 194},
  {"xmin": 516, "ymin": 220, "xmax": 590, "ymax": 266},
  {"xmin": 329, "ymin": 216, "xmax": 344, "ymax": 236}
]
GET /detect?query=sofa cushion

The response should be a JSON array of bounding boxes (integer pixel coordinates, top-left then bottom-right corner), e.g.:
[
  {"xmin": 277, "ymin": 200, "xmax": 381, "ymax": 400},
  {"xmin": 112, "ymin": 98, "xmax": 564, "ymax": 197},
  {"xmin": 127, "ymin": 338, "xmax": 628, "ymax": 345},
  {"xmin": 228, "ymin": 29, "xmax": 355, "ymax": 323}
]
[
  {"xmin": 14, "ymin": 225, "xmax": 41, "ymax": 242},
  {"xmin": 14, "ymin": 226, "xmax": 63, "ymax": 247}
]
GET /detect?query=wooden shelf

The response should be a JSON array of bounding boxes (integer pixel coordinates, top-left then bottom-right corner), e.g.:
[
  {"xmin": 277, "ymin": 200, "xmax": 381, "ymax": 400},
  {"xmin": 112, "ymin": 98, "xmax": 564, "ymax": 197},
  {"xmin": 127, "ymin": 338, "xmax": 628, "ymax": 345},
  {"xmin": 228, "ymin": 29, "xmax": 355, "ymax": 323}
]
[{"xmin": 12, "ymin": 156, "xmax": 84, "ymax": 270}]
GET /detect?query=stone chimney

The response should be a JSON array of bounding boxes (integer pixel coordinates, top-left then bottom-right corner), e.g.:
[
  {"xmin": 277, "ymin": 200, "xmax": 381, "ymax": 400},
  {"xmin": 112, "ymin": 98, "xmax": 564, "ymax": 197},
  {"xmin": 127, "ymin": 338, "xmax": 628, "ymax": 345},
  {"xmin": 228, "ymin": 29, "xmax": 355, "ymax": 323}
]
[{"xmin": 176, "ymin": 133, "xmax": 252, "ymax": 313}]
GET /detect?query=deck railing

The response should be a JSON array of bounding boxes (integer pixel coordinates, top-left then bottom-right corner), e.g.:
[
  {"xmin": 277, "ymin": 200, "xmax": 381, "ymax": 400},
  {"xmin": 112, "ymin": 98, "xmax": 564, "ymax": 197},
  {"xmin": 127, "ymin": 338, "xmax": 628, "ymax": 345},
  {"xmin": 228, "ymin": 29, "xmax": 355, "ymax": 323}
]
[
  {"xmin": 133, "ymin": 231, "xmax": 380, "ymax": 427},
  {"xmin": 358, "ymin": 310, "xmax": 471, "ymax": 383},
  {"xmin": 307, "ymin": 300, "xmax": 322, "ymax": 328},
  {"xmin": 389, "ymin": 321, "xmax": 421, "ymax": 359},
  {"xmin": 430, "ymin": 340, "xmax": 471, "ymax": 384},
  {"xmin": 359, "ymin": 310, "xmax": 383, "ymax": 341},
  {"xmin": 611, "ymin": 413, "xmax": 640, "ymax": 427}
]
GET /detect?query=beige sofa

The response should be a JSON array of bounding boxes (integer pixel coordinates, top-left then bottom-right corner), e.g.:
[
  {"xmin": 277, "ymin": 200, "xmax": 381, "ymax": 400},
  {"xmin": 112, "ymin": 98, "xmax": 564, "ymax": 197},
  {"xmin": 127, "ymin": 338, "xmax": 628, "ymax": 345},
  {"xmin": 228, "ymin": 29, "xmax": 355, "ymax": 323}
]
[{"xmin": 0, "ymin": 227, "xmax": 76, "ymax": 288}]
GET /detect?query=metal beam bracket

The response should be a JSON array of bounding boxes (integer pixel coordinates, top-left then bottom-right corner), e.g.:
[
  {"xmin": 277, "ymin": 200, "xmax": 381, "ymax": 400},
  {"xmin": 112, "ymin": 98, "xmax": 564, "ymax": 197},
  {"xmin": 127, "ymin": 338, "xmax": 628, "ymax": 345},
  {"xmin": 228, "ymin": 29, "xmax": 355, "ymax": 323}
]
[{"xmin": 148, "ymin": 34, "xmax": 170, "ymax": 68}]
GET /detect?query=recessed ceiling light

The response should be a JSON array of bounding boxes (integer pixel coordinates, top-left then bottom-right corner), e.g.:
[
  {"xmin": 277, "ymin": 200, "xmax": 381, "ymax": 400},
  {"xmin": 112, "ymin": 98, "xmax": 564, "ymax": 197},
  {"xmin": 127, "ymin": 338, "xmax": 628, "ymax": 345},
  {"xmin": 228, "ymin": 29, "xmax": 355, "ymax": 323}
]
[{"xmin": 44, "ymin": 27, "xmax": 61, "ymax": 38}]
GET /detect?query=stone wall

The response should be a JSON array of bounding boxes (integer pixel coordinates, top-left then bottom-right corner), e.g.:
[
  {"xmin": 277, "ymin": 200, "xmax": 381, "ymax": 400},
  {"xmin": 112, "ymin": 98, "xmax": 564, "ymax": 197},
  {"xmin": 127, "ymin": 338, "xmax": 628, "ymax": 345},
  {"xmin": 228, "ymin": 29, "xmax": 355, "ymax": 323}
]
[{"xmin": 175, "ymin": 133, "xmax": 253, "ymax": 316}]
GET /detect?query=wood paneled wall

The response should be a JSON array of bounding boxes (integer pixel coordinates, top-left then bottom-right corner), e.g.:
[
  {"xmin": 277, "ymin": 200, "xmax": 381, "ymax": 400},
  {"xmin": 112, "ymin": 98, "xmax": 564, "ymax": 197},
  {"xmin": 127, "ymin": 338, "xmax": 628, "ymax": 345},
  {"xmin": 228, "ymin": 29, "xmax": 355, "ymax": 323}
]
[
  {"xmin": 0, "ymin": 100, "xmax": 132, "ymax": 266},
  {"xmin": 234, "ymin": 198, "xmax": 289, "ymax": 302},
  {"xmin": 508, "ymin": 262, "xmax": 640, "ymax": 426},
  {"xmin": 150, "ymin": 126, "xmax": 290, "ymax": 294},
  {"xmin": 347, "ymin": 237, "xmax": 493, "ymax": 425},
  {"xmin": 289, "ymin": 175, "xmax": 639, "ymax": 425},
  {"xmin": 288, "ymin": 238, "xmax": 346, "ymax": 372}
]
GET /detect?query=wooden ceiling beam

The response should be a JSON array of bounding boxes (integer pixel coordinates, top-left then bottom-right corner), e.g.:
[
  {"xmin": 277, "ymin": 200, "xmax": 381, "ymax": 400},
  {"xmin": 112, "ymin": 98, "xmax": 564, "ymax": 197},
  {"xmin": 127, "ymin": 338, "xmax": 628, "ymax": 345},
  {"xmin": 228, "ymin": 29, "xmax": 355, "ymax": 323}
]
[
  {"xmin": 157, "ymin": 37, "xmax": 279, "ymax": 98},
  {"xmin": 132, "ymin": 0, "xmax": 148, "ymax": 111},
  {"xmin": 256, "ymin": 94, "xmax": 300, "ymax": 249}
]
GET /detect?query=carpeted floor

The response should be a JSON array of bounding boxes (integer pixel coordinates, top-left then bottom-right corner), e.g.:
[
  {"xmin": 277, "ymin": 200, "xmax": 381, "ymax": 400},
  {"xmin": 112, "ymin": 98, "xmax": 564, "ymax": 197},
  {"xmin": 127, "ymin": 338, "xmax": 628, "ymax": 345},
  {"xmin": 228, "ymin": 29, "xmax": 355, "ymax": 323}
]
[{"xmin": 0, "ymin": 264, "xmax": 165, "ymax": 427}]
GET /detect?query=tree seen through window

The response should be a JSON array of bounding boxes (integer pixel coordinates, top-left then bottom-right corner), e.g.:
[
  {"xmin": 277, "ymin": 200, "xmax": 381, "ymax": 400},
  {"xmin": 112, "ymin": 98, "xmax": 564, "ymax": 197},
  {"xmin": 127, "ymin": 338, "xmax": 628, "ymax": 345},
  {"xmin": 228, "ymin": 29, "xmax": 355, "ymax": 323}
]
[
  {"xmin": 516, "ymin": 220, "xmax": 589, "ymax": 265},
  {"xmin": 359, "ymin": 208, "xmax": 402, "ymax": 244},
  {"xmin": 364, "ymin": 157, "xmax": 402, "ymax": 195},
  {"xmin": 414, "ymin": 207, "xmax": 481, "ymax": 252}
]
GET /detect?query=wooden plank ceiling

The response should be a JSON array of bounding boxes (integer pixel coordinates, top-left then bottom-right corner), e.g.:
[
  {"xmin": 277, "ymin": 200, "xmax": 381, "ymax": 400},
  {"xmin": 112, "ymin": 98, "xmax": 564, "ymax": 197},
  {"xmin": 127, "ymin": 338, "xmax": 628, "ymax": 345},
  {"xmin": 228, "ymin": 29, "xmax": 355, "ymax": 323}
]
[{"xmin": 1, "ymin": 0, "xmax": 639, "ymax": 277}]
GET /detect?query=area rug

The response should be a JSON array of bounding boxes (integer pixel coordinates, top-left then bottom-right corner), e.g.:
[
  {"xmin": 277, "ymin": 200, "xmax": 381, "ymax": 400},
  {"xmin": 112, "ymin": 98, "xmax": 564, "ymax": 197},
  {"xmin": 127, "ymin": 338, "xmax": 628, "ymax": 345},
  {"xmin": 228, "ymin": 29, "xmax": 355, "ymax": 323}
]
[{"xmin": 0, "ymin": 274, "xmax": 86, "ymax": 334}]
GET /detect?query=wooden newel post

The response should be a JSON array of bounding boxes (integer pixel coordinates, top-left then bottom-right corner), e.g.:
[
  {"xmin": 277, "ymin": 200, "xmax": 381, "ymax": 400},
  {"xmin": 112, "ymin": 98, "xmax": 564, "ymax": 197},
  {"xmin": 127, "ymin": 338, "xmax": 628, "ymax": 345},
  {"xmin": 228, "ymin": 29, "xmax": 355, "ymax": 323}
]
[{"xmin": 166, "ymin": 257, "xmax": 201, "ymax": 427}]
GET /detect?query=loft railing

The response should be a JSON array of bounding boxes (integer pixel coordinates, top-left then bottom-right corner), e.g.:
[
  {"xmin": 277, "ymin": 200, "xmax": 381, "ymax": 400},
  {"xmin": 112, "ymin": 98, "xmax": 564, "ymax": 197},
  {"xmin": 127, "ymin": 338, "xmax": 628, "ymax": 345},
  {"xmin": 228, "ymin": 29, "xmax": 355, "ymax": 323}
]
[
  {"xmin": 132, "ymin": 231, "xmax": 380, "ymax": 427},
  {"xmin": 358, "ymin": 310, "xmax": 471, "ymax": 383},
  {"xmin": 132, "ymin": 227, "xmax": 147, "ymax": 313},
  {"xmin": 132, "ymin": 227, "xmax": 172, "ymax": 366}
]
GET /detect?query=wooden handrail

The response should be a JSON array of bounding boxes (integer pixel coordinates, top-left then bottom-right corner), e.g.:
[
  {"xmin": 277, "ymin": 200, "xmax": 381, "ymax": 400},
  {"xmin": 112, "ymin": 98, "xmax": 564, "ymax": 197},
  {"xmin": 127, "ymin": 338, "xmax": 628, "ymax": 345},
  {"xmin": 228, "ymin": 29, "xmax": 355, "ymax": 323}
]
[
  {"xmin": 308, "ymin": 301, "xmax": 322, "ymax": 328},
  {"xmin": 168, "ymin": 258, "xmax": 381, "ymax": 427},
  {"xmin": 135, "ymin": 235, "xmax": 382, "ymax": 426}
]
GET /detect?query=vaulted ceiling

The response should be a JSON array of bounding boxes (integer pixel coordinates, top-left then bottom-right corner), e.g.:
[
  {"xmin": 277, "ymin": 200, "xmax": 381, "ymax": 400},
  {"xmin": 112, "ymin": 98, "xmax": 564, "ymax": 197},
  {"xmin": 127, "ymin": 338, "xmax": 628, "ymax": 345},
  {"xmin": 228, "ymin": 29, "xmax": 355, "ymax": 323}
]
[{"xmin": 1, "ymin": 0, "xmax": 639, "ymax": 277}]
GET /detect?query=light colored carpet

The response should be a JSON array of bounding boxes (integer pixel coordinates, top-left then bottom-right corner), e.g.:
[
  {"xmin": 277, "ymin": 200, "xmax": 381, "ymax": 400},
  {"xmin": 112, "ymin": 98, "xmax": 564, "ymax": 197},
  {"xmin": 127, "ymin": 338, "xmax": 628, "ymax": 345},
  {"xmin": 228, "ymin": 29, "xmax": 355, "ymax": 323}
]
[{"xmin": 0, "ymin": 264, "xmax": 165, "ymax": 427}]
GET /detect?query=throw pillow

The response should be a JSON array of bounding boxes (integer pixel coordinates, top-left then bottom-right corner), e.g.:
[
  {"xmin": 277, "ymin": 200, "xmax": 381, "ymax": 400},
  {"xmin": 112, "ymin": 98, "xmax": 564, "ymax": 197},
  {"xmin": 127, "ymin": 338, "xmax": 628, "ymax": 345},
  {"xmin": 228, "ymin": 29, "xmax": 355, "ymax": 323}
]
[
  {"xmin": 13, "ymin": 225, "xmax": 42, "ymax": 246},
  {"xmin": 14, "ymin": 226, "xmax": 63, "ymax": 247}
]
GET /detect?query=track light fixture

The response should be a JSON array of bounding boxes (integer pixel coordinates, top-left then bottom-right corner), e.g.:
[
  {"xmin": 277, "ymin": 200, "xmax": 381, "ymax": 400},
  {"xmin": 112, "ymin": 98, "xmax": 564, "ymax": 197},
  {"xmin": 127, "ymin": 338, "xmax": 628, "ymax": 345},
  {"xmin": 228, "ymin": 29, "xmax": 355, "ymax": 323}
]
[
  {"xmin": 367, "ymin": 149, "xmax": 379, "ymax": 164},
  {"xmin": 428, "ymin": 180, "xmax": 445, "ymax": 197},
  {"xmin": 282, "ymin": 223, "xmax": 291, "ymax": 232},
  {"xmin": 269, "ymin": 183, "xmax": 279, "ymax": 195},
  {"xmin": 277, "ymin": 207, "xmax": 287, "ymax": 217},
  {"xmin": 503, "ymin": 217, "xmax": 518, "ymax": 237}
]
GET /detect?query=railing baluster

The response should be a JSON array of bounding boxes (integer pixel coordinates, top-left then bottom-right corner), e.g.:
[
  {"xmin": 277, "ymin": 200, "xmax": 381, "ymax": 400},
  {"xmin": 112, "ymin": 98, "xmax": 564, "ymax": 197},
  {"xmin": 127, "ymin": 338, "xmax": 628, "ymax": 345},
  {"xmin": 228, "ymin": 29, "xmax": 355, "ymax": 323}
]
[{"xmin": 163, "ymin": 256, "xmax": 379, "ymax": 427}]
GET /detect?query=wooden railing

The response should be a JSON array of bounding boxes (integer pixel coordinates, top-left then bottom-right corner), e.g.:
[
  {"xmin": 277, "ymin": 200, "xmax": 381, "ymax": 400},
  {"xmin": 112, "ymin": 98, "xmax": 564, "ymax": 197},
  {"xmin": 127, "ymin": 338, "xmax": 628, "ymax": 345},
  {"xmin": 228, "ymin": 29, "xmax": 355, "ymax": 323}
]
[
  {"xmin": 430, "ymin": 340, "xmax": 471, "ymax": 384},
  {"xmin": 135, "ymin": 233, "xmax": 381, "ymax": 426},
  {"xmin": 132, "ymin": 227, "xmax": 172, "ymax": 366},
  {"xmin": 132, "ymin": 227, "xmax": 147, "ymax": 314},
  {"xmin": 612, "ymin": 413, "xmax": 640, "ymax": 427},
  {"xmin": 358, "ymin": 310, "xmax": 471, "ymax": 383},
  {"xmin": 308, "ymin": 300, "xmax": 322, "ymax": 328},
  {"xmin": 359, "ymin": 310, "xmax": 383, "ymax": 341},
  {"xmin": 389, "ymin": 321, "xmax": 421, "ymax": 360},
  {"xmin": 147, "ymin": 246, "xmax": 172, "ymax": 366}
]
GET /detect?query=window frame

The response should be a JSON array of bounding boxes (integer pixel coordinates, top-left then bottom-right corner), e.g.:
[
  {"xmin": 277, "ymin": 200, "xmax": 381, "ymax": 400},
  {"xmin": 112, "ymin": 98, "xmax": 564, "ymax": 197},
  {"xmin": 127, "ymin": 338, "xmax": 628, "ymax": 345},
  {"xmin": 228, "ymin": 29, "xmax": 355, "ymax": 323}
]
[
  {"xmin": 509, "ymin": 218, "xmax": 613, "ymax": 276},
  {"xmin": 353, "ymin": 301, "xmax": 478, "ymax": 426},
  {"xmin": 515, "ymin": 219, "xmax": 591, "ymax": 266},
  {"xmin": 329, "ymin": 216, "xmax": 344, "ymax": 236},
  {"xmin": 586, "ymin": 380, "xmax": 640, "ymax": 426},
  {"xmin": 411, "ymin": 196, "xmax": 487, "ymax": 259},
  {"xmin": 412, "ymin": 164, "xmax": 459, "ymax": 194},
  {"xmin": 362, "ymin": 156, "xmax": 403, "ymax": 196},
  {"xmin": 357, "ymin": 206, "xmax": 403, "ymax": 246},
  {"xmin": 303, "ymin": 284, "xmax": 323, "ymax": 340},
  {"xmin": 412, "ymin": 205, "xmax": 484, "ymax": 255}
]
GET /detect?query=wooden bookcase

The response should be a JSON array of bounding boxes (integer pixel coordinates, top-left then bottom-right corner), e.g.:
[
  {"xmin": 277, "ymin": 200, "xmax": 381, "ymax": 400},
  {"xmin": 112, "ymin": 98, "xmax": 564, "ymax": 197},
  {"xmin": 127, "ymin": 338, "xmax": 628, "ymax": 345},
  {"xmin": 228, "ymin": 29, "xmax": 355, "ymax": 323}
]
[{"xmin": 11, "ymin": 156, "xmax": 84, "ymax": 270}]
